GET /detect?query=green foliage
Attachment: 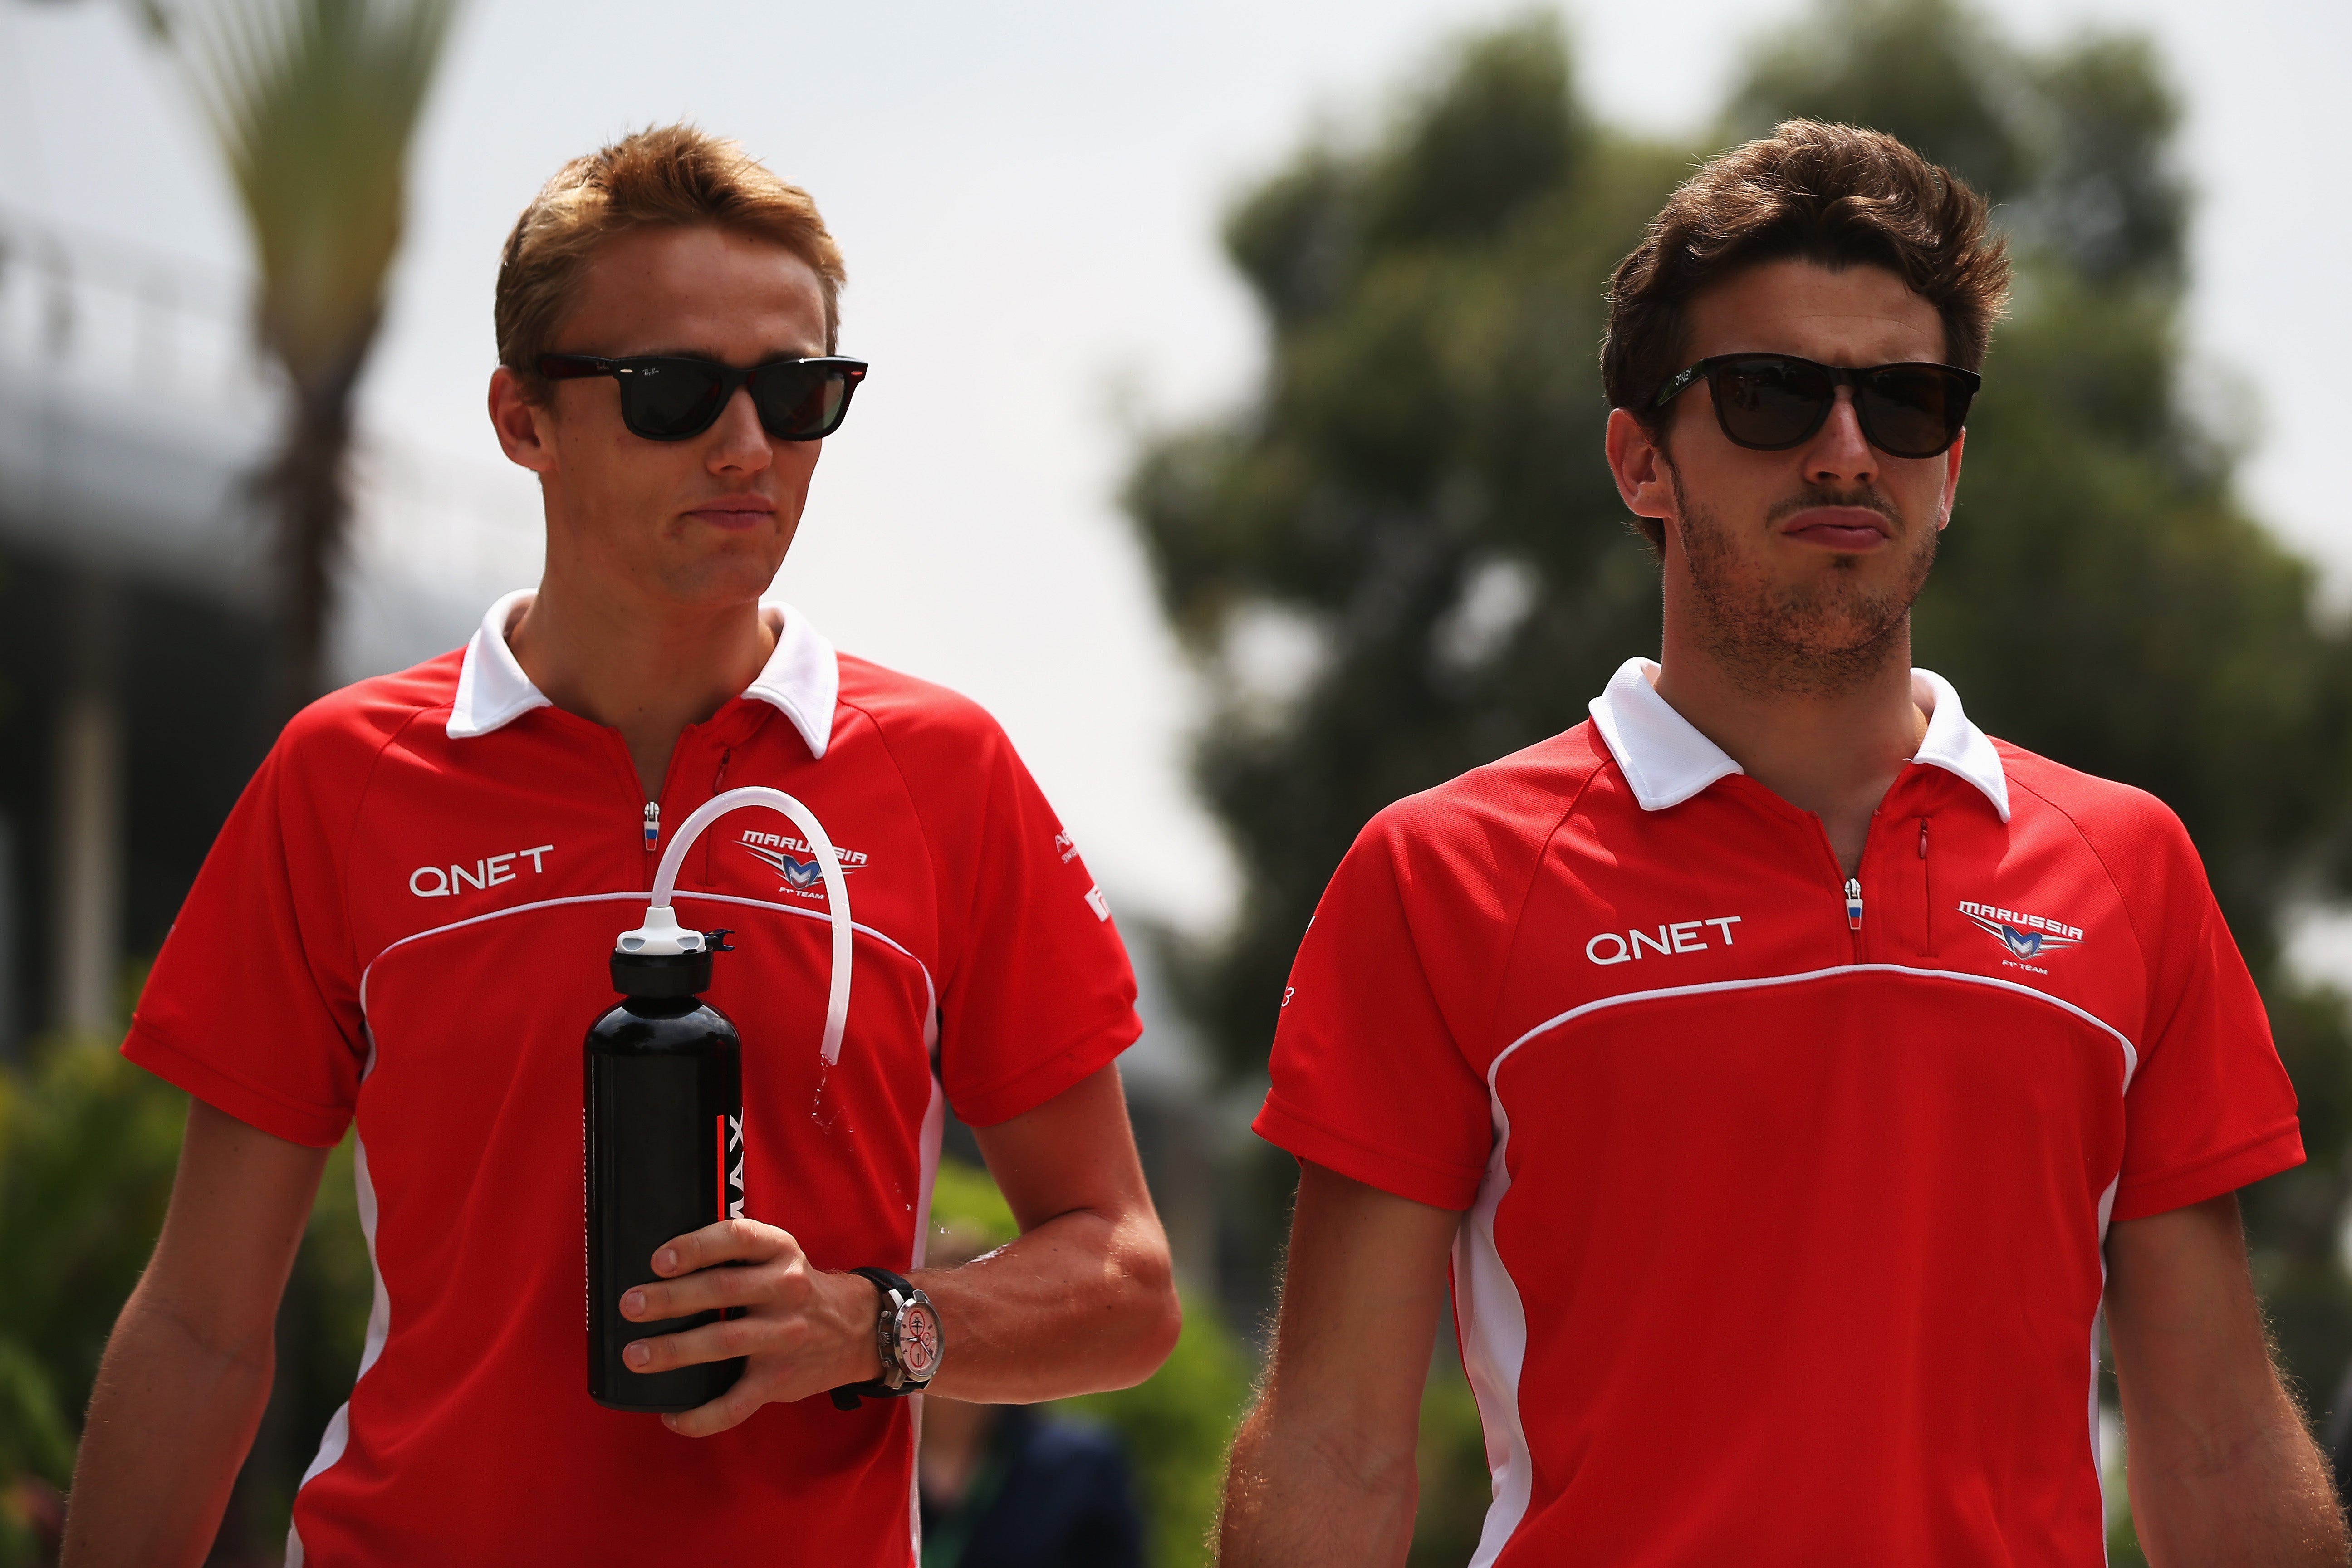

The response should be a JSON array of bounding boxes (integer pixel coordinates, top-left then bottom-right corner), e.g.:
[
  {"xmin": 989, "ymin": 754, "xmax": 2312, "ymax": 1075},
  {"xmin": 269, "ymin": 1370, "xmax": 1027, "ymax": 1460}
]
[
  {"xmin": 1406, "ymin": 1354, "xmax": 1493, "ymax": 1568},
  {"xmin": 1058, "ymin": 1294, "xmax": 1252, "ymax": 1568},
  {"xmin": 0, "ymin": 1039, "xmax": 188, "ymax": 1487},
  {"xmin": 927, "ymin": 1155, "xmax": 1020, "ymax": 1250},
  {"xmin": 932, "ymin": 1155, "xmax": 1254, "ymax": 1568}
]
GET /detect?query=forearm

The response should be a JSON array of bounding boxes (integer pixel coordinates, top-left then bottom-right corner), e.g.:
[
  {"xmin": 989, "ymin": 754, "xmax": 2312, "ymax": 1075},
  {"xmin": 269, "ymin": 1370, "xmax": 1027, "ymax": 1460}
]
[
  {"xmin": 915, "ymin": 1202, "xmax": 1177, "ymax": 1402},
  {"xmin": 2123, "ymin": 1381, "xmax": 2346, "ymax": 1566},
  {"xmin": 1219, "ymin": 1394, "xmax": 1419, "ymax": 1568},
  {"xmin": 63, "ymin": 1285, "xmax": 277, "ymax": 1568}
]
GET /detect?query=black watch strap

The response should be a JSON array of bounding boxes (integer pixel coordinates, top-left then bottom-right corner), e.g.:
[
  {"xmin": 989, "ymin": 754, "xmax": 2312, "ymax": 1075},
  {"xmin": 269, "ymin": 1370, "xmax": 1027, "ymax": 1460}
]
[{"xmin": 829, "ymin": 1268, "xmax": 928, "ymax": 1411}]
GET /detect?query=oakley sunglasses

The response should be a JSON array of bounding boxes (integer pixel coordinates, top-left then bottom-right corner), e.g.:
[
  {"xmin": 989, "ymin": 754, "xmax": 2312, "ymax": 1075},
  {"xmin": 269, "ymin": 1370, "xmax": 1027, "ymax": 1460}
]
[
  {"xmin": 1653, "ymin": 353, "xmax": 1980, "ymax": 459},
  {"xmin": 538, "ymin": 353, "xmax": 868, "ymax": 442}
]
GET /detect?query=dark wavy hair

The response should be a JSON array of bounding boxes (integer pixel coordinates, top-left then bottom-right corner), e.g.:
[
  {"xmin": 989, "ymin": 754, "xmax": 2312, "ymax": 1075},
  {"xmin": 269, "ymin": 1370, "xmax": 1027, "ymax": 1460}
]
[{"xmin": 1602, "ymin": 120, "xmax": 2010, "ymax": 547}]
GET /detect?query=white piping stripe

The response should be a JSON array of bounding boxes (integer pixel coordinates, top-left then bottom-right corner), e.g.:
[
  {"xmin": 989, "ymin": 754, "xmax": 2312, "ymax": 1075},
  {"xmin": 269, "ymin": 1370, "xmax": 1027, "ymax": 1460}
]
[
  {"xmin": 356, "ymin": 890, "xmax": 934, "ymax": 1022},
  {"xmin": 1489, "ymin": 963, "xmax": 2140, "ymax": 1093},
  {"xmin": 286, "ymin": 1135, "xmax": 391, "ymax": 1561}
]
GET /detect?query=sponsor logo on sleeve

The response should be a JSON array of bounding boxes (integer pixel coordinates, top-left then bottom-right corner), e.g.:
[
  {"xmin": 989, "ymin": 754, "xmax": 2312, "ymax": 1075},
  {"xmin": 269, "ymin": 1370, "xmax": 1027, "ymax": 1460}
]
[{"xmin": 740, "ymin": 831, "xmax": 867, "ymax": 897}]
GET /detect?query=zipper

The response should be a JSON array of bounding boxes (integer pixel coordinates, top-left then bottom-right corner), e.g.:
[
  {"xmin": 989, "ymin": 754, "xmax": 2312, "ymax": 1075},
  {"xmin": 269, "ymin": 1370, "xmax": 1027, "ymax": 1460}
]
[
  {"xmin": 1918, "ymin": 817, "xmax": 1934, "ymax": 954},
  {"xmin": 1844, "ymin": 877, "xmax": 1863, "ymax": 931},
  {"xmin": 643, "ymin": 801, "xmax": 661, "ymax": 853}
]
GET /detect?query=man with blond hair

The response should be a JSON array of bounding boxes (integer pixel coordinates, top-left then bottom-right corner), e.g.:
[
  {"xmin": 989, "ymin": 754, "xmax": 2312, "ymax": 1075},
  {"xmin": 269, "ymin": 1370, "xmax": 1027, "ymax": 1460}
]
[
  {"xmin": 64, "ymin": 126, "xmax": 1178, "ymax": 1566},
  {"xmin": 1220, "ymin": 121, "xmax": 2347, "ymax": 1565}
]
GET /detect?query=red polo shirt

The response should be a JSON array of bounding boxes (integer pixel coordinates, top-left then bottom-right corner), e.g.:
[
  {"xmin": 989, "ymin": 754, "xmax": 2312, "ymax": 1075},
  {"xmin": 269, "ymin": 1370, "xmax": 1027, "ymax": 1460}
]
[
  {"xmin": 1258, "ymin": 657, "xmax": 2302, "ymax": 1567},
  {"xmin": 125, "ymin": 591, "xmax": 1141, "ymax": 1566}
]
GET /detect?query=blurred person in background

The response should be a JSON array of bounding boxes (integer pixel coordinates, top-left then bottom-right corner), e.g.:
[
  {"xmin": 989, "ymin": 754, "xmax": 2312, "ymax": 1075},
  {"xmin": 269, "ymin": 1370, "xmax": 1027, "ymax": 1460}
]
[
  {"xmin": 915, "ymin": 1222, "xmax": 1144, "ymax": 1568},
  {"xmin": 1220, "ymin": 121, "xmax": 2345, "ymax": 1566},
  {"xmin": 59, "ymin": 126, "xmax": 1178, "ymax": 1567}
]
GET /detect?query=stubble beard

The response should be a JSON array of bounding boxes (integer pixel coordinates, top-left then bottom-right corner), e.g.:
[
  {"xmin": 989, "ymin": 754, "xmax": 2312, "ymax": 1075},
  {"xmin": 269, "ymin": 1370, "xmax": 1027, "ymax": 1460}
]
[{"xmin": 1667, "ymin": 462, "xmax": 1939, "ymax": 701}]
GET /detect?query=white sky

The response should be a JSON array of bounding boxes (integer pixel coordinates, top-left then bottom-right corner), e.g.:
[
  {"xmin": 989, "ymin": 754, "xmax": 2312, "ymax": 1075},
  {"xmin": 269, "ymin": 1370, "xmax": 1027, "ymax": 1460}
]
[{"xmin": 2, "ymin": 0, "xmax": 2346, "ymax": 933}]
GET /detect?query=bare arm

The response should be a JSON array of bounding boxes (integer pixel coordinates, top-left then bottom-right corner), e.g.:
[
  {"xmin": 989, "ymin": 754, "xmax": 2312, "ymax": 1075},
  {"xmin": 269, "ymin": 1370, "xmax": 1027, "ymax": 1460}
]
[
  {"xmin": 619, "ymin": 1061, "xmax": 1181, "ymax": 1434},
  {"xmin": 62, "ymin": 1099, "xmax": 332, "ymax": 1568},
  {"xmin": 1220, "ymin": 1161, "xmax": 1460, "ymax": 1568},
  {"xmin": 2107, "ymin": 1193, "xmax": 2347, "ymax": 1566}
]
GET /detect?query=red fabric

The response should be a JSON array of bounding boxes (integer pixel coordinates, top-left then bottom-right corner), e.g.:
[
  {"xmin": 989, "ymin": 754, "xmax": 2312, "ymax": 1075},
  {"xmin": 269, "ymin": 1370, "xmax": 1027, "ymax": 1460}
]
[
  {"xmin": 124, "ymin": 649, "xmax": 1137, "ymax": 1567},
  {"xmin": 1257, "ymin": 719, "xmax": 2300, "ymax": 1568}
]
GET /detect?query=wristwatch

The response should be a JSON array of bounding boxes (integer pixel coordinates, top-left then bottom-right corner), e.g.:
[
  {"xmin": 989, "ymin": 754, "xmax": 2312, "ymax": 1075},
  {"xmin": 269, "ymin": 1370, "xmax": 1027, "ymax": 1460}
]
[{"xmin": 829, "ymin": 1268, "xmax": 944, "ymax": 1410}]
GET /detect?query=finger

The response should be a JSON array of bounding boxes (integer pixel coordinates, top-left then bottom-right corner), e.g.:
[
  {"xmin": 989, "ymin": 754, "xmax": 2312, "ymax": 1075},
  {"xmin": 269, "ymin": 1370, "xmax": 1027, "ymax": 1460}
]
[
  {"xmin": 661, "ymin": 1375, "xmax": 767, "ymax": 1439},
  {"xmin": 622, "ymin": 1313, "xmax": 786, "ymax": 1376},
  {"xmin": 622, "ymin": 1262, "xmax": 779, "ymax": 1322},
  {"xmin": 652, "ymin": 1217, "xmax": 794, "ymax": 1277}
]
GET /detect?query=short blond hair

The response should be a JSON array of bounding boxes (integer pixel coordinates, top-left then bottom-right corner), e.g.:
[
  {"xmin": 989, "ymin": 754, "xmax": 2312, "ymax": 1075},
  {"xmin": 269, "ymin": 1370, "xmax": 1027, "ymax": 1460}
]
[{"xmin": 495, "ymin": 123, "xmax": 847, "ymax": 389}]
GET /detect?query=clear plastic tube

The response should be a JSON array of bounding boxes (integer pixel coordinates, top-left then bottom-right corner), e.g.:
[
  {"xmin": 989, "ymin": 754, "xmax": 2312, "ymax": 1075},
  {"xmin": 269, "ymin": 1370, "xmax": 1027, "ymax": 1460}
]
[{"xmin": 622, "ymin": 786, "xmax": 853, "ymax": 1065}]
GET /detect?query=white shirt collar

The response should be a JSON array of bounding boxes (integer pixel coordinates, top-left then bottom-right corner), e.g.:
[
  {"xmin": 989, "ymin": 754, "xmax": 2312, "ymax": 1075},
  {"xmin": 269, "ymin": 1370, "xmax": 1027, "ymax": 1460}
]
[
  {"xmin": 445, "ymin": 589, "xmax": 840, "ymax": 760},
  {"xmin": 1587, "ymin": 657, "xmax": 2010, "ymax": 823}
]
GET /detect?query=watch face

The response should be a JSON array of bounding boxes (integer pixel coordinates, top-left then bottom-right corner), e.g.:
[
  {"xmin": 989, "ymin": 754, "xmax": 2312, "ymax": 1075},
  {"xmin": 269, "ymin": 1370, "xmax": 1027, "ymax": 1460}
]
[{"xmin": 898, "ymin": 1300, "xmax": 943, "ymax": 1381}]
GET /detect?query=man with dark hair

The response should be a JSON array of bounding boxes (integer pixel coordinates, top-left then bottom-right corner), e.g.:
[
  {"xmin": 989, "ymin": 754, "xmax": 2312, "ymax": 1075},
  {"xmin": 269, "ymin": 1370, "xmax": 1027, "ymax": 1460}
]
[
  {"xmin": 62, "ymin": 126, "xmax": 1179, "ymax": 1566},
  {"xmin": 1220, "ymin": 120, "xmax": 2346, "ymax": 1565}
]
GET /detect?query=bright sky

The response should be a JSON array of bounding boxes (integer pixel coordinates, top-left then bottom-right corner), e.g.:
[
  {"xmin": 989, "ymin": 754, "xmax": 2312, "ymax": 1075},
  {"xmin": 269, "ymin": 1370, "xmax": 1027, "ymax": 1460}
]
[{"xmin": 2, "ymin": 0, "xmax": 2345, "ymax": 933}]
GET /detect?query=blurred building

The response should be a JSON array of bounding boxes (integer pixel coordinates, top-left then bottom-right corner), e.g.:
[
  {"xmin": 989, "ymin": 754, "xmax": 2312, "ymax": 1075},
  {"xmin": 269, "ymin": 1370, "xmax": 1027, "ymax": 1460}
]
[{"xmin": 0, "ymin": 212, "xmax": 491, "ymax": 1058}]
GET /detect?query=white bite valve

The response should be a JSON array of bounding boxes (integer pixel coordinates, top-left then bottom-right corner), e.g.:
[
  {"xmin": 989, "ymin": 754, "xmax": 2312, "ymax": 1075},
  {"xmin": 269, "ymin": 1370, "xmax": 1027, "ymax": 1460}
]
[{"xmin": 614, "ymin": 905, "xmax": 705, "ymax": 956}]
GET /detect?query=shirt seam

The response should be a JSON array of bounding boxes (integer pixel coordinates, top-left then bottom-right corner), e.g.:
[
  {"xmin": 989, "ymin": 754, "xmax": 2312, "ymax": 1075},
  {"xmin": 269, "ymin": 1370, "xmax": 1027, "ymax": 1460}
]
[
  {"xmin": 1999, "ymin": 766, "xmax": 2166, "ymax": 1019},
  {"xmin": 2116, "ymin": 1113, "xmax": 2303, "ymax": 1200},
  {"xmin": 834, "ymin": 693, "xmax": 960, "ymax": 1042},
  {"xmin": 1481, "ymin": 752, "xmax": 1607, "ymax": 1058},
  {"xmin": 1258, "ymin": 1091, "xmax": 1490, "ymax": 1187},
  {"xmin": 334, "ymin": 701, "xmax": 449, "ymax": 1039},
  {"xmin": 128, "ymin": 1013, "xmax": 354, "ymax": 1122}
]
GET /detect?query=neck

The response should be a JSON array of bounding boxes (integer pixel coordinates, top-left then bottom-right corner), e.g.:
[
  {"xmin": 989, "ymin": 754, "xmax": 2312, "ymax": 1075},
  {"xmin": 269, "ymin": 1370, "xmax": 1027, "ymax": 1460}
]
[
  {"xmin": 1652, "ymin": 612, "xmax": 1925, "ymax": 878},
  {"xmin": 507, "ymin": 564, "xmax": 775, "ymax": 797}
]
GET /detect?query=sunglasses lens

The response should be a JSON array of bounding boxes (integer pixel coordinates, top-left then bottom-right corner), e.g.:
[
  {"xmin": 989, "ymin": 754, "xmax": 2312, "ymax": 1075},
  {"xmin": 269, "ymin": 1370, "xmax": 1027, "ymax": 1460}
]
[
  {"xmin": 619, "ymin": 361, "xmax": 731, "ymax": 440},
  {"xmin": 750, "ymin": 364, "xmax": 848, "ymax": 439},
  {"xmin": 1857, "ymin": 367, "xmax": 1971, "ymax": 458},
  {"xmin": 1710, "ymin": 357, "xmax": 1834, "ymax": 449}
]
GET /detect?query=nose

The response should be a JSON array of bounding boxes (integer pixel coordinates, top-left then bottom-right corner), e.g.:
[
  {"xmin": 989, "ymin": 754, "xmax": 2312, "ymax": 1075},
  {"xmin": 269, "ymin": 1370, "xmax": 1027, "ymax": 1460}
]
[
  {"xmin": 704, "ymin": 384, "xmax": 774, "ymax": 475},
  {"xmin": 1803, "ymin": 386, "xmax": 1877, "ymax": 488}
]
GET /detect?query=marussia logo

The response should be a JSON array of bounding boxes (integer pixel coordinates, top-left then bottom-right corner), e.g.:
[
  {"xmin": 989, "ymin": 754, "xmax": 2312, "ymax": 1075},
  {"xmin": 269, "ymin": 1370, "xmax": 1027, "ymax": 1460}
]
[
  {"xmin": 740, "ymin": 830, "xmax": 867, "ymax": 895},
  {"xmin": 1959, "ymin": 900, "xmax": 2083, "ymax": 960}
]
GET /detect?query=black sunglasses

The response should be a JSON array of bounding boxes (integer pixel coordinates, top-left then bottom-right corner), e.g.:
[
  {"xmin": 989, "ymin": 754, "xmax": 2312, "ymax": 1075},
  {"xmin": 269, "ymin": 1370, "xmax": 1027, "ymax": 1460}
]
[
  {"xmin": 538, "ymin": 353, "xmax": 867, "ymax": 442},
  {"xmin": 1652, "ymin": 353, "xmax": 1980, "ymax": 459}
]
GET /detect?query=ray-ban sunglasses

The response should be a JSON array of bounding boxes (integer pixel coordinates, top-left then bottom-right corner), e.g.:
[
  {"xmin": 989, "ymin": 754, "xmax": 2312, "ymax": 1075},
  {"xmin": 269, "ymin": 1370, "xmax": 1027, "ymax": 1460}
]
[
  {"xmin": 1653, "ymin": 353, "xmax": 1980, "ymax": 459},
  {"xmin": 538, "ymin": 353, "xmax": 868, "ymax": 442}
]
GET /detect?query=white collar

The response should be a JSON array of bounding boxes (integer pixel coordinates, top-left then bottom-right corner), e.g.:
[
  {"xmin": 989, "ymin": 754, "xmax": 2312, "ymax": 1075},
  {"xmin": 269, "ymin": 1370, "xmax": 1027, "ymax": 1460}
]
[
  {"xmin": 445, "ymin": 589, "xmax": 840, "ymax": 760},
  {"xmin": 1587, "ymin": 657, "xmax": 2010, "ymax": 823}
]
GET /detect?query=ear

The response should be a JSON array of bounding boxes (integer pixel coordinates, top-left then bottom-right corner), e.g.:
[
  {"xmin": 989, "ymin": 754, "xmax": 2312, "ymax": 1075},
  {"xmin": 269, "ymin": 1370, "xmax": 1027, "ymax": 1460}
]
[
  {"xmin": 489, "ymin": 366, "xmax": 558, "ymax": 476},
  {"xmin": 1936, "ymin": 427, "xmax": 1965, "ymax": 531},
  {"xmin": 1606, "ymin": 407, "xmax": 1679, "ymax": 528}
]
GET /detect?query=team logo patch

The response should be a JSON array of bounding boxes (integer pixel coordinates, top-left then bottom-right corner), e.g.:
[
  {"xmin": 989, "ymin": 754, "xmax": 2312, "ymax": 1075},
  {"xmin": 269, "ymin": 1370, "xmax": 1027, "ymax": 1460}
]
[
  {"xmin": 740, "ymin": 830, "xmax": 867, "ymax": 897},
  {"xmin": 1958, "ymin": 900, "xmax": 2082, "ymax": 960}
]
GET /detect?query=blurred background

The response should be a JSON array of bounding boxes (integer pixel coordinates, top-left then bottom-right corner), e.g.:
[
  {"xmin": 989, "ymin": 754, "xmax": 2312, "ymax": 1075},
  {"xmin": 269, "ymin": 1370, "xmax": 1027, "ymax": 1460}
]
[{"xmin": 2, "ymin": 0, "xmax": 2350, "ymax": 1562}]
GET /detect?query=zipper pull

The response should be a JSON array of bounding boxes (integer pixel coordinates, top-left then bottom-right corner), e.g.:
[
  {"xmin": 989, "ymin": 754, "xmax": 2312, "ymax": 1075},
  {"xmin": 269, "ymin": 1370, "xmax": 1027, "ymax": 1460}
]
[
  {"xmin": 643, "ymin": 801, "xmax": 661, "ymax": 852},
  {"xmin": 1845, "ymin": 877, "xmax": 1863, "ymax": 931}
]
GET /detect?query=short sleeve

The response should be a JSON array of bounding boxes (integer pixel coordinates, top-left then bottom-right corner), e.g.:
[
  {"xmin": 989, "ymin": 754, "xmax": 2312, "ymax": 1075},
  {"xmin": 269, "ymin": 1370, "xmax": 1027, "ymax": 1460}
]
[
  {"xmin": 923, "ymin": 724, "xmax": 1139, "ymax": 1128},
  {"xmin": 2108, "ymin": 824, "xmax": 2303, "ymax": 1222},
  {"xmin": 1254, "ymin": 814, "xmax": 1496, "ymax": 1211},
  {"xmin": 122, "ymin": 720, "xmax": 370, "ymax": 1148}
]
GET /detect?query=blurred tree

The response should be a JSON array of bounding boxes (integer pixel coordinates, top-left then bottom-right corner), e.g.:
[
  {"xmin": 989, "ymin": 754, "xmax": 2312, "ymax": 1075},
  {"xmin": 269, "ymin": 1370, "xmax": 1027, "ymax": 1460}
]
[
  {"xmin": 161, "ymin": 0, "xmax": 462, "ymax": 716},
  {"xmin": 1131, "ymin": 0, "xmax": 2352, "ymax": 1549},
  {"xmin": 18, "ymin": 0, "xmax": 464, "ymax": 712}
]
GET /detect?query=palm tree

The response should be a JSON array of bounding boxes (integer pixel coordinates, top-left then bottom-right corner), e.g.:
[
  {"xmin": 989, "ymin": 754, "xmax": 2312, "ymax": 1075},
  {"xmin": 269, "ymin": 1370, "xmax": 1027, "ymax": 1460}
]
[{"xmin": 159, "ymin": 0, "xmax": 461, "ymax": 713}]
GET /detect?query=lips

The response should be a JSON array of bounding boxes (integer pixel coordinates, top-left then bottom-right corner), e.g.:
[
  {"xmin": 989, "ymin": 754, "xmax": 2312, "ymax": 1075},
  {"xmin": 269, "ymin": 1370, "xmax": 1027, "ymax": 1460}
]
[
  {"xmin": 1779, "ymin": 506, "xmax": 1891, "ymax": 552},
  {"xmin": 686, "ymin": 495, "xmax": 775, "ymax": 530}
]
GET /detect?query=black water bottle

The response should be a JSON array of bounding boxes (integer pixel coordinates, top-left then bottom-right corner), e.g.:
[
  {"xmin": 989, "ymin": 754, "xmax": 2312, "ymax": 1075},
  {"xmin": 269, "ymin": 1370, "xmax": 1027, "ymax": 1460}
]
[{"xmin": 585, "ymin": 929, "xmax": 745, "ymax": 1411}]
